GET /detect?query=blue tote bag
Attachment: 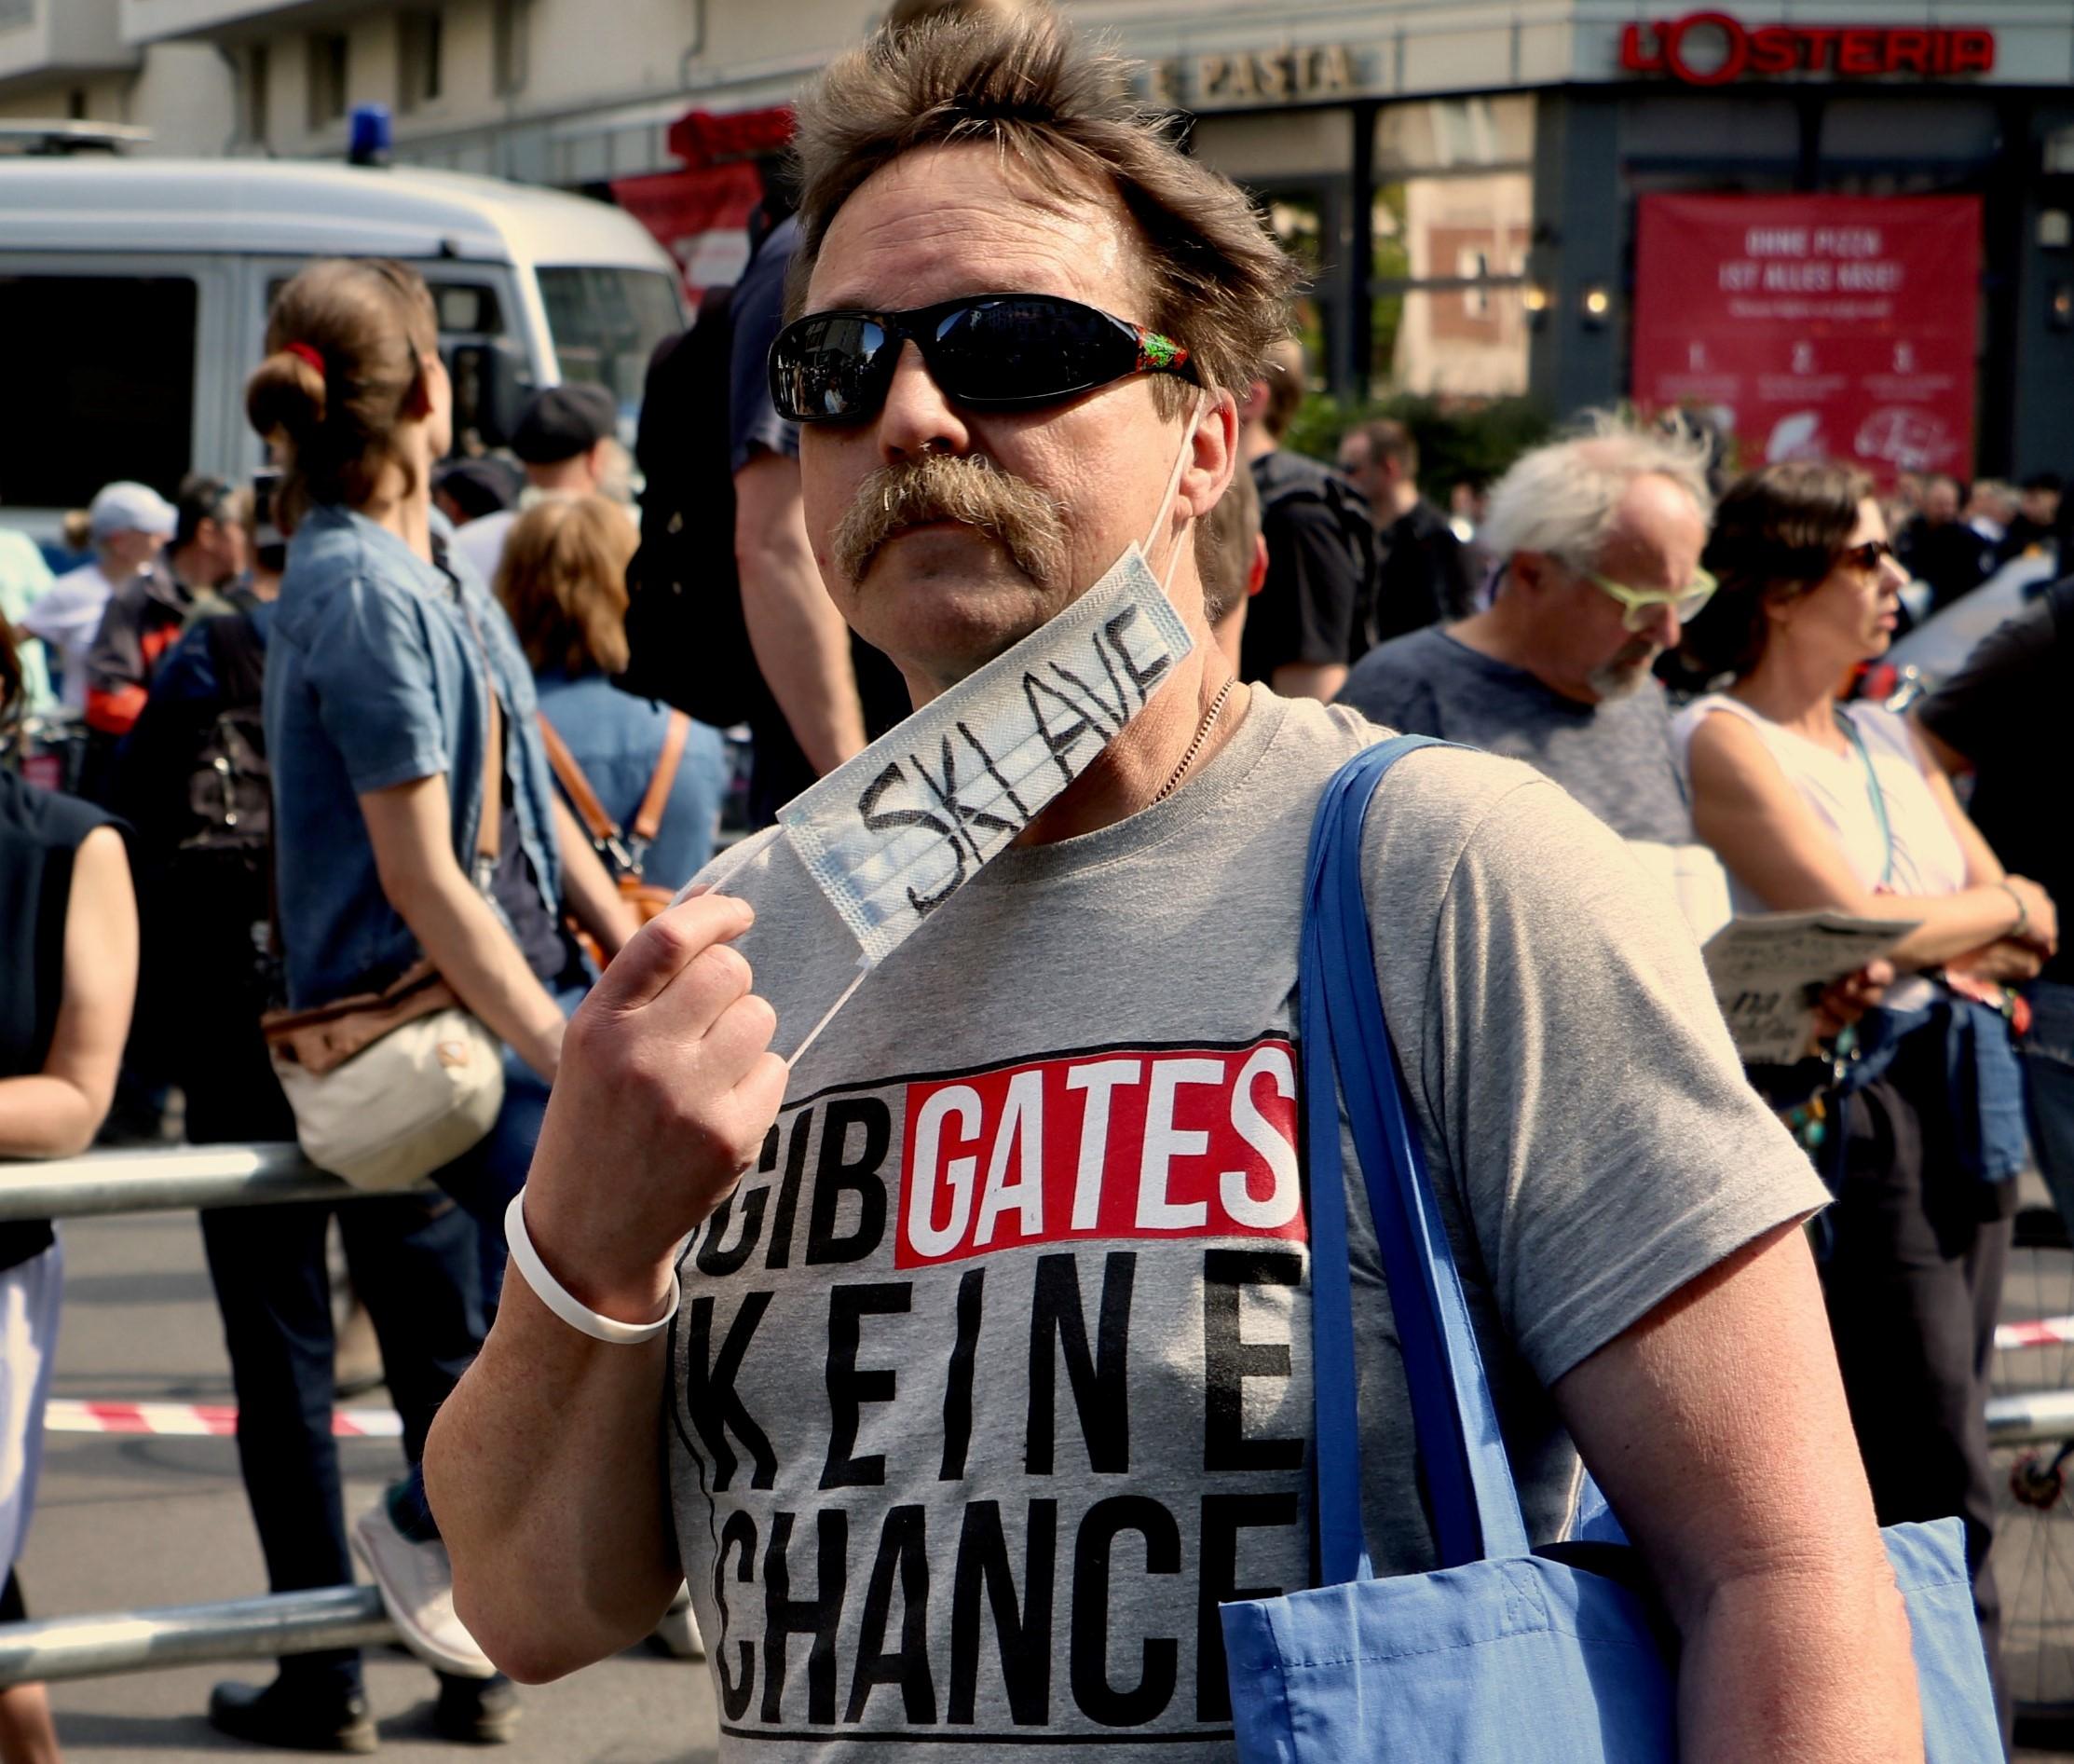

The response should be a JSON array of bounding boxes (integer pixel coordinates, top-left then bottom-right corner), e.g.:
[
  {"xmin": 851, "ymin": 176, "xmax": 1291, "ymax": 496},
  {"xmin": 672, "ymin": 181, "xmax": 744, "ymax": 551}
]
[{"xmin": 1218, "ymin": 735, "xmax": 2002, "ymax": 1762}]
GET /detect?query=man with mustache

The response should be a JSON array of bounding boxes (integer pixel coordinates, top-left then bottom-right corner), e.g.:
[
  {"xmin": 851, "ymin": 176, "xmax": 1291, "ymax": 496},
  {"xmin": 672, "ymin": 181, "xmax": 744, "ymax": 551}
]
[
  {"xmin": 428, "ymin": 11, "xmax": 1918, "ymax": 1759},
  {"xmin": 1337, "ymin": 422, "xmax": 1715, "ymax": 852}
]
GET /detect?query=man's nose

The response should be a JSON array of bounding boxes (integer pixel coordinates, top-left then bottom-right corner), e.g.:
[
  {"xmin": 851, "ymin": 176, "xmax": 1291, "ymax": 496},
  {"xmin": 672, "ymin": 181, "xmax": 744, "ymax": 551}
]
[
  {"xmin": 1633, "ymin": 600, "xmax": 1680, "ymax": 648},
  {"xmin": 877, "ymin": 340, "xmax": 970, "ymax": 463}
]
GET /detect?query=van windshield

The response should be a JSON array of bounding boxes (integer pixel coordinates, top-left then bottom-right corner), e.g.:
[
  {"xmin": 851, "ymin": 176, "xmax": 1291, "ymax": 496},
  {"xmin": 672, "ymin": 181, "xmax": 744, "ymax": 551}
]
[{"xmin": 537, "ymin": 267, "xmax": 683, "ymax": 426}]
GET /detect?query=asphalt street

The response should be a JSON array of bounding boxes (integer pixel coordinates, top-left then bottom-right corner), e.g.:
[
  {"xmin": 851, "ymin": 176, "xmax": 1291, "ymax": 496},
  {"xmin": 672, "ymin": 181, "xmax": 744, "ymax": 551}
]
[{"xmin": 31, "ymin": 1209, "xmax": 719, "ymax": 1763}]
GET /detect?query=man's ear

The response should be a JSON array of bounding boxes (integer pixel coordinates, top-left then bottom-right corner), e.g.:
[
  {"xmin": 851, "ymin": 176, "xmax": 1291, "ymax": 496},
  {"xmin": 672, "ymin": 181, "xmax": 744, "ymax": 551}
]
[
  {"xmin": 1183, "ymin": 390, "xmax": 1239, "ymax": 522},
  {"xmin": 1235, "ymin": 377, "xmax": 1270, "ymax": 429},
  {"xmin": 1509, "ymin": 550, "xmax": 1553, "ymax": 594}
]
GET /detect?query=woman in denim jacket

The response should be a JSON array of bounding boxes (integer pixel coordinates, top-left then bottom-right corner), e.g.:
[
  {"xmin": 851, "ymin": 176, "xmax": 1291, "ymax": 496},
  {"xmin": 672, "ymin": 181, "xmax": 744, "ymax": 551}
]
[{"xmin": 243, "ymin": 257, "xmax": 637, "ymax": 1725}]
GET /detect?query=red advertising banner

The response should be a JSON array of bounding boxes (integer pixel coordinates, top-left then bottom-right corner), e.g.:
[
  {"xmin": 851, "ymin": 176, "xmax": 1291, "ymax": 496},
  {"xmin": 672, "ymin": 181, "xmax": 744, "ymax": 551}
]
[
  {"xmin": 610, "ymin": 160, "xmax": 763, "ymax": 306},
  {"xmin": 1631, "ymin": 195, "xmax": 1980, "ymax": 483}
]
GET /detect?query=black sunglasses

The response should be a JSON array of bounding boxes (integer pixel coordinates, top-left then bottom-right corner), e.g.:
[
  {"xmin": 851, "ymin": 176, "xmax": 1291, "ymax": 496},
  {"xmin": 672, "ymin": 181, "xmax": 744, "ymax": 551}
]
[
  {"xmin": 769, "ymin": 293, "xmax": 1195, "ymax": 424},
  {"xmin": 1839, "ymin": 539, "xmax": 1897, "ymax": 573}
]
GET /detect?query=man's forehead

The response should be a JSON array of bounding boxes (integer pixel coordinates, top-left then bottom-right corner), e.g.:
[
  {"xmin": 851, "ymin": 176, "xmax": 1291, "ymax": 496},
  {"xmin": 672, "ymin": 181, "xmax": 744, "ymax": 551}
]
[
  {"xmin": 1600, "ymin": 472, "xmax": 1706, "ymax": 567},
  {"xmin": 806, "ymin": 143, "xmax": 1153, "ymax": 315}
]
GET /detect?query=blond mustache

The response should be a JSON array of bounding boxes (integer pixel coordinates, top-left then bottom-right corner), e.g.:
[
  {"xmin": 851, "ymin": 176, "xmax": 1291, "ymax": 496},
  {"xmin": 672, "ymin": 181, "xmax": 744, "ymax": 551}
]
[{"xmin": 832, "ymin": 453, "xmax": 1071, "ymax": 590}]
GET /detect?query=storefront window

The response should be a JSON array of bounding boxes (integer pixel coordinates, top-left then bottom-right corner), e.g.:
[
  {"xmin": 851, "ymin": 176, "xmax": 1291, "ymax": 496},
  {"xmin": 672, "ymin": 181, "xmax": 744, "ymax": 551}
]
[{"xmin": 1369, "ymin": 96, "xmax": 1535, "ymax": 399}]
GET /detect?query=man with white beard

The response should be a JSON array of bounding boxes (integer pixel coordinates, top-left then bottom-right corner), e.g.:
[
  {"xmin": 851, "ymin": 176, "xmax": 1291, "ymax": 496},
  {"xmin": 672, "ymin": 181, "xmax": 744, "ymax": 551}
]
[{"xmin": 1338, "ymin": 419, "xmax": 1715, "ymax": 851}]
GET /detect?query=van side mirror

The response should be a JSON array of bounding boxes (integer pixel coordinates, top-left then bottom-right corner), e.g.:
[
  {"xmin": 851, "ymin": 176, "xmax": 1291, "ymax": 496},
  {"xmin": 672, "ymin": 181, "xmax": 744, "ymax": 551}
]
[{"xmin": 446, "ymin": 340, "xmax": 532, "ymax": 452}]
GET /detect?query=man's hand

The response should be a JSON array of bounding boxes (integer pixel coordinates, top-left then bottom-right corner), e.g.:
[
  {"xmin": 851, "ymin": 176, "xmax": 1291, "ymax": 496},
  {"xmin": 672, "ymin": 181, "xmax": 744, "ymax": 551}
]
[{"xmin": 520, "ymin": 892, "xmax": 787, "ymax": 1322}]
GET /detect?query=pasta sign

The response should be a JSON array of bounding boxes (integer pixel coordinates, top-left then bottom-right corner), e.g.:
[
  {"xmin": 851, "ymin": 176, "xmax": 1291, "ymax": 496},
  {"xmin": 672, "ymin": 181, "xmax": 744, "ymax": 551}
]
[{"xmin": 1631, "ymin": 194, "xmax": 1981, "ymax": 485}]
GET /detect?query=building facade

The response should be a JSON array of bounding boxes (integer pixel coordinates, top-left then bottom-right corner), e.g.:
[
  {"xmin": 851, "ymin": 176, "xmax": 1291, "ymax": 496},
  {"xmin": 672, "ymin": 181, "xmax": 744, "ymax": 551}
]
[{"xmin": 6, "ymin": 1, "xmax": 2074, "ymax": 478}]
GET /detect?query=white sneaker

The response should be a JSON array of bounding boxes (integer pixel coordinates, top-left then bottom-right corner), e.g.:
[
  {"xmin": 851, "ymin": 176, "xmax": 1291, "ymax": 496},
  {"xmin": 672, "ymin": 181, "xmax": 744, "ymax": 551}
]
[
  {"xmin": 351, "ymin": 1502, "xmax": 496, "ymax": 1679},
  {"xmin": 653, "ymin": 1583, "xmax": 705, "ymax": 1660}
]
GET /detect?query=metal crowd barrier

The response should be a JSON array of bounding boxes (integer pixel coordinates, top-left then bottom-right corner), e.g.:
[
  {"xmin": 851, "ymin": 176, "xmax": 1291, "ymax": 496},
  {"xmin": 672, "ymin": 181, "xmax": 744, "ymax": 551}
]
[
  {"xmin": 0, "ymin": 1142, "xmax": 424, "ymax": 1224},
  {"xmin": 0, "ymin": 1589, "xmax": 394, "ymax": 1688},
  {"xmin": 0, "ymin": 1143, "xmax": 2067, "ymax": 1684},
  {"xmin": 0, "ymin": 1145, "xmax": 417, "ymax": 1686}
]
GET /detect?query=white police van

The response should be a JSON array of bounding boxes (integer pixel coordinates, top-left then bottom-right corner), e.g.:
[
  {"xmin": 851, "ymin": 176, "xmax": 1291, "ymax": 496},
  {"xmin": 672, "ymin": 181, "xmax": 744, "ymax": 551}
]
[{"xmin": 0, "ymin": 146, "xmax": 684, "ymax": 538}]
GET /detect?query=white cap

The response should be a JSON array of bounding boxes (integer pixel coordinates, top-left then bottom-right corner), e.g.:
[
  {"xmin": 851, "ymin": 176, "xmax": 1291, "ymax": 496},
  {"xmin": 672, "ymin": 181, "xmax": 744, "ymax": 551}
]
[{"xmin": 88, "ymin": 480, "xmax": 176, "ymax": 544}]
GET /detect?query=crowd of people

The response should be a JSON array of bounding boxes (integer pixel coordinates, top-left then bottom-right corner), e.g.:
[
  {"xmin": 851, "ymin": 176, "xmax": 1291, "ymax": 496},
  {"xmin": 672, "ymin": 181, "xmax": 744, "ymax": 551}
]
[{"xmin": 0, "ymin": 1, "xmax": 2070, "ymax": 1760}]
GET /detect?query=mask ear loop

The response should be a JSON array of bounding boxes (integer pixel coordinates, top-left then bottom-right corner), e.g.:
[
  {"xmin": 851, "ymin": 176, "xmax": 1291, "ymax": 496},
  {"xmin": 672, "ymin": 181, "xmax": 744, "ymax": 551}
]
[{"xmin": 1144, "ymin": 396, "xmax": 1205, "ymax": 598}]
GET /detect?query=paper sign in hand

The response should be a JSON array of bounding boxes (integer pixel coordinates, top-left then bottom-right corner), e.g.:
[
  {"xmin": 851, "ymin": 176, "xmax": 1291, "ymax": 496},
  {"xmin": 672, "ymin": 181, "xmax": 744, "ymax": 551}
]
[
  {"xmin": 780, "ymin": 545, "xmax": 1194, "ymax": 969},
  {"xmin": 1700, "ymin": 909, "xmax": 1918, "ymax": 1066}
]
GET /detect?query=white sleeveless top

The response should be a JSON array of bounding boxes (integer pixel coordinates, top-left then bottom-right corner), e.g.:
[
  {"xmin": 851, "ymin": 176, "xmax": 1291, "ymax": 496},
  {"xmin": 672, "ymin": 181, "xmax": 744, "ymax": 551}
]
[{"xmin": 1671, "ymin": 694, "xmax": 1968, "ymax": 917}]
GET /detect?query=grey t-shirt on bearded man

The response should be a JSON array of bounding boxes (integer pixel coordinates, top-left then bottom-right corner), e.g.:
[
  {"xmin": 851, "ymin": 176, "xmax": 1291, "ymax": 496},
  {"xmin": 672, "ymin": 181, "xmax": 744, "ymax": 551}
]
[
  {"xmin": 1338, "ymin": 623, "xmax": 1695, "ymax": 844},
  {"xmin": 666, "ymin": 689, "xmax": 1823, "ymax": 1762}
]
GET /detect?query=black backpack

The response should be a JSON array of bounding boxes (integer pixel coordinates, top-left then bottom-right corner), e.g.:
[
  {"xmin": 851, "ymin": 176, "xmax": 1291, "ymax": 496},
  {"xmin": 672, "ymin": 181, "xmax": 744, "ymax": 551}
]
[
  {"xmin": 113, "ymin": 608, "xmax": 278, "ymax": 1083},
  {"xmin": 615, "ymin": 283, "xmax": 773, "ymax": 730},
  {"xmin": 181, "ymin": 611, "xmax": 271, "ymax": 868}
]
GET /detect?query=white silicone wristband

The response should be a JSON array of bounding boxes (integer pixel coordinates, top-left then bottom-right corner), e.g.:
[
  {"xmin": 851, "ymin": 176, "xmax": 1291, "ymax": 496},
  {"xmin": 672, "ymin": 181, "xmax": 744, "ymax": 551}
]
[{"xmin": 503, "ymin": 1189, "xmax": 677, "ymax": 1347}]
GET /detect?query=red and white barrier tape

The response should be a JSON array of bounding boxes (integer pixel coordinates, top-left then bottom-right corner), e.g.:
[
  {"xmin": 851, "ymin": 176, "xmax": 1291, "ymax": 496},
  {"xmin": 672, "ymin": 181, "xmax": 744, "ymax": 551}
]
[
  {"xmin": 46, "ymin": 1400, "xmax": 403, "ymax": 1439},
  {"xmin": 1997, "ymin": 1317, "xmax": 2074, "ymax": 1351}
]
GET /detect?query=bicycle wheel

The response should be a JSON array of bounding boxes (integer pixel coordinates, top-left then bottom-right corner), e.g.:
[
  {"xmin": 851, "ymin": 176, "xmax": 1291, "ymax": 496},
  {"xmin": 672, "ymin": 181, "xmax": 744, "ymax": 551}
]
[{"xmin": 1993, "ymin": 1202, "xmax": 2074, "ymax": 1744}]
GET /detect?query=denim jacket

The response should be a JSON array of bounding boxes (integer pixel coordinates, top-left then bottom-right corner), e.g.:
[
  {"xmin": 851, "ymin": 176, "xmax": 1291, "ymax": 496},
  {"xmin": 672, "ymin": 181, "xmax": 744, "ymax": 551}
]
[
  {"xmin": 264, "ymin": 504, "xmax": 562, "ymax": 1009},
  {"xmin": 1835, "ymin": 990, "xmax": 2028, "ymax": 1184},
  {"xmin": 534, "ymin": 669, "xmax": 728, "ymax": 895}
]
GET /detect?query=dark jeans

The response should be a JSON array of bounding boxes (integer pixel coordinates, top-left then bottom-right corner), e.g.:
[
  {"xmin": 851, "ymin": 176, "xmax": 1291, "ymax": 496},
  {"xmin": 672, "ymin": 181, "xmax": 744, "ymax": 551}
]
[
  {"xmin": 425, "ymin": 983, "xmax": 587, "ymax": 1316},
  {"xmin": 2025, "ymin": 978, "xmax": 2074, "ymax": 1227},
  {"xmin": 1824, "ymin": 1039, "xmax": 2017, "ymax": 1755},
  {"xmin": 200, "ymin": 1193, "xmax": 483, "ymax": 1695},
  {"xmin": 388, "ymin": 982, "xmax": 587, "ymax": 1542}
]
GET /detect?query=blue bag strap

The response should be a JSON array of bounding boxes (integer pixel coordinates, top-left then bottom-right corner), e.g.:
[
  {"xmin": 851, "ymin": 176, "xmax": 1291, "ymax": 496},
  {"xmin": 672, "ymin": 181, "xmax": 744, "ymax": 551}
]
[{"xmin": 1303, "ymin": 736, "xmax": 1531, "ymax": 1582}]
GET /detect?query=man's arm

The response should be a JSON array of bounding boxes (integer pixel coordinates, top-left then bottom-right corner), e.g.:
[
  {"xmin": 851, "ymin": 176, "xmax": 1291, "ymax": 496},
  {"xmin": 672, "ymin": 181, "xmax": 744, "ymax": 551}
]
[
  {"xmin": 734, "ymin": 450, "xmax": 867, "ymax": 773},
  {"xmin": 1556, "ymin": 1222, "xmax": 1919, "ymax": 1760},
  {"xmin": 428, "ymin": 892, "xmax": 786, "ymax": 1681}
]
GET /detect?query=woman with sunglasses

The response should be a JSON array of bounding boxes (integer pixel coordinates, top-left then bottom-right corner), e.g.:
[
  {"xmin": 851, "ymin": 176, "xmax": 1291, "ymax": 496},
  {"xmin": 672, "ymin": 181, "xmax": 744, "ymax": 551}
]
[{"xmin": 1674, "ymin": 459, "xmax": 2058, "ymax": 1739}]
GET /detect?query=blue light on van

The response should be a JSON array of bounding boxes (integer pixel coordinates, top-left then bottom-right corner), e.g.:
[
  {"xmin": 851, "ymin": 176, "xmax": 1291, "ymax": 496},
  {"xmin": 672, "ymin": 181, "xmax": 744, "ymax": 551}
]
[{"xmin": 348, "ymin": 104, "xmax": 392, "ymax": 168}]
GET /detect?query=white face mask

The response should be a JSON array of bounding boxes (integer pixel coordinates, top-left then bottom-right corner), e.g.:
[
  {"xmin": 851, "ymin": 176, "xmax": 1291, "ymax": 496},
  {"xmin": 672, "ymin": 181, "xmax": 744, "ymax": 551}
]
[{"xmin": 767, "ymin": 414, "xmax": 1203, "ymax": 1060}]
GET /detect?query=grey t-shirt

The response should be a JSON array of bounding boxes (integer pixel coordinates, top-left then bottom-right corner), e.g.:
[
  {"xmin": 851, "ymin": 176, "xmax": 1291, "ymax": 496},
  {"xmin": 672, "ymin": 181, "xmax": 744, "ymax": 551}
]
[
  {"xmin": 667, "ymin": 690, "xmax": 1822, "ymax": 1760},
  {"xmin": 1337, "ymin": 625, "xmax": 1695, "ymax": 843}
]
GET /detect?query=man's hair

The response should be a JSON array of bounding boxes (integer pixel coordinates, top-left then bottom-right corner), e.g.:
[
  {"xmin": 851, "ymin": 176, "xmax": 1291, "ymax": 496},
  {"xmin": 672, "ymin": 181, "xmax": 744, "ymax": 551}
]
[
  {"xmin": 1199, "ymin": 456, "xmax": 1261, "ymax": 624},
  {"xmin": 785, "ymin": 8, "xmax": 1299, "ymax": 418},
  {"xmin": 1351, "ymin": 417, "xmax": 1416, "ymax": 478},
  {"xmin": 494, "ymin": 495, "xmax": 639, "ymax": 677},
  {"xmin": 1685, "ymin": 460, "xmax": 1872, "ymax": 681},
  {"xmin": 1257, "ymin": 336, "xmax": 1305, "ymax": 440},
  {"xmin": 885, "ymin": 0, "xmax": 1033, "ymax": 25},
  {"xmin": 2022, "ymin": 472, "xmax": 2063, "ymax": 495},
  {"xmin": 1480, "ymin": 413, "xmax": 1714, "ymax": 579},
  {"xmin": 173, "ymin": 473, "xmax": 235, "ymax": 551}
]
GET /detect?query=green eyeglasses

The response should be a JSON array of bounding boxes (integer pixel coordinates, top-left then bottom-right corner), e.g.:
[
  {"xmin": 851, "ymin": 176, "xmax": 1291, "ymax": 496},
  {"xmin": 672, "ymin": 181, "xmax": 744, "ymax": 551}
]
[{"xmin": 1582, "ymin": 566, "xmax": 1719, "ymax": 633}]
